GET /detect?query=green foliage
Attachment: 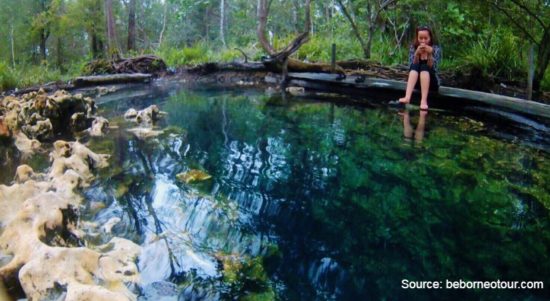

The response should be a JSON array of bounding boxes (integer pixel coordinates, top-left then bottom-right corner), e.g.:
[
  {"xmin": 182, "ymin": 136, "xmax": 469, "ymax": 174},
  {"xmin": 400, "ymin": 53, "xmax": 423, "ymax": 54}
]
[
  {"xmin": 15, "ymin": 65, "xmax": 65, "ymax": 88},
  {"xmin": 370, "ymin": 36, "xmax": 409, "ymax": 66},
  {"xmin": 458, "ymin": 28, "xmax": 526, "ymax": 80},
  {"xmin": 0, "ymin": 62, "xmax": 18, "ymax": 91},
  {"xmin": 157, "ymin": 43, "xmax": 210, "ymax": 67},
  {"xmin": 0, "ymin": 0, "xmax": 546, "ymax": 93},
  {"xmin": 296, "ymin": 35, "xmax": 363, "ymax": 62},
  {"xmin": 217, "ymin": 48, "xmax": 243, "ymax": 62}
]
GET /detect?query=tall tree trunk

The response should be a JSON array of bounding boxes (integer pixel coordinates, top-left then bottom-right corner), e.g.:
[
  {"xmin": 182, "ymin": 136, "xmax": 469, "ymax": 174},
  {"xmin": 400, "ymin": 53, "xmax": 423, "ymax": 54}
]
[
  {"xmin": 57, "ymin": 37, "xmax": 63, "ymax": 71},
  {"xmin": 91, "ymin": 31, "xmax": 100, "ymax": 58},
  {"xmin": 105, "ymin": 0, "xmax": 120, "ymax": 58},
  {"xmin": 292, "ymin": 0, "xmax": 300, "ymax": 31},
  {"xmin": 257, "ymin": 0, "xmax": 275, "ymax": 54},
  {"xmin": 127, "ymin": 0, "xmax": 136, "ymax": 51},
  {"xmin": 533, "ymin": 29, "xmax": 550, "ymax": 95},
  {"xmin": 10, "ymin": 24, "xmax": 15, "ymax": 68},
  {"xmin": 220, "ymin": 0, "xmax": 226, "ymax": 48},
  {"xmin": 158, "ymin": 0, "xmax": 168, "ymax": 48},
  {"xmin": 40, "ymin": 29, "xmax": 48, "ymax": 62},
  {"xmin": 204, "ymin": 6, "xmax": 210, "ymax": 46},
  {"xmin": 366, "ymin": 24, "xmax": 374, "ymax": 59}
]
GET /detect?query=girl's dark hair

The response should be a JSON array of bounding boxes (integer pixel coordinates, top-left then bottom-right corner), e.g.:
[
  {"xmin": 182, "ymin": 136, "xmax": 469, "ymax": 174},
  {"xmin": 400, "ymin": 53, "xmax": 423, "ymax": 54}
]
[{"xmin": 412, "ymin": 26, "xmax": 436, "ymax": 49}]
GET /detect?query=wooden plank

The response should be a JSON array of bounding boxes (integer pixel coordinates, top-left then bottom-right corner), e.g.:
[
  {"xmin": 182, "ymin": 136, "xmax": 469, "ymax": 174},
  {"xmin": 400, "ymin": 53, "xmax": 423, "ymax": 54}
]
[{"xmin": 288, "ymin": 72, "xmax": 550, "ymax": 119}]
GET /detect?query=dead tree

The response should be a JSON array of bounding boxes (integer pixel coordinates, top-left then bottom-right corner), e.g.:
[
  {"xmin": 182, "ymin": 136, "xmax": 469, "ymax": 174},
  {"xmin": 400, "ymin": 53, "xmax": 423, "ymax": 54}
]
[{"xmin": 257, "ymin": 0, "xmax": 344, "ymax": 78}]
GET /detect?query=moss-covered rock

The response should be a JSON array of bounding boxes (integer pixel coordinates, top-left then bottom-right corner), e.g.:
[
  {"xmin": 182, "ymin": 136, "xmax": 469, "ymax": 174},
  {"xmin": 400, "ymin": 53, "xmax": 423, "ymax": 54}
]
[{"xmin": 176, "ymin": 169, "xmax": 212, "ymax": 183}]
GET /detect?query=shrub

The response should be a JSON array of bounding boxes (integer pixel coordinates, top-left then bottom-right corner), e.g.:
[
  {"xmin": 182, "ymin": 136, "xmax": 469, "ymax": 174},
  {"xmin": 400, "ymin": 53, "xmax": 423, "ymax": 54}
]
[
  {"xmin": 218, "ymin": 48, "xmax": 243, "ymax": 62},
  {"xmin": 157, "ymin": 43, "xmax": 210, "ymax": 67},
  {"xmin": 0, "ymin": 62, "xmax": 18, "ymax": 91},
  {"xmin": 458, "ymin": 28, "xmax": 526, "ymax": 81}
]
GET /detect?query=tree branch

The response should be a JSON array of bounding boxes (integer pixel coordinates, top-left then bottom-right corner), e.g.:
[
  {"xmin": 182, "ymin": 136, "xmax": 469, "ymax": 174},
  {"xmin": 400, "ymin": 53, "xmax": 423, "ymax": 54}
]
[
  {"xmin": 272, "ymin": 0, "xmax": 312, "ymax": 60},
  {"xmin": 490, "ymin": 2, "xmax": 539, "ymax": 45},
  {"xmin": 337, "ymin": 0, "xmax": 369, "ymax": 58},
  {"xmin": 509, "ymin": 0, "xmax": 547, "ymax": 30},
  {"xmin": 257, "ymin": 0, "xmax": 275, "ymax": 55},
  {"xmin": 377, "ymin": 0, "xmax": 397, "ymax": 15}
]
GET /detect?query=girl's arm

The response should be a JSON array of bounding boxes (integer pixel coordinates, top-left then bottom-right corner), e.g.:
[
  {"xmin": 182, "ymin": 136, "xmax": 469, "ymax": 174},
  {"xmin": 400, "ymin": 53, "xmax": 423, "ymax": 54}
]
[{"xmin": 408, "ymin": 46, "xmax": 417, "ymax": 65}]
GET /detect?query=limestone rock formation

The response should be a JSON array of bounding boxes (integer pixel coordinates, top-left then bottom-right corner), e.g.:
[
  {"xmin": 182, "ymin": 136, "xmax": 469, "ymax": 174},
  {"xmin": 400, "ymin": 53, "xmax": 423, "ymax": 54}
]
[
  {"xmin": 0, "ymin": 142, "xmax": 140, "ymax": 301},
  {"xmin": 0, "ymin": 89, "xmax": 99, "ymax": 141},
  {"xmin": 124, "ymin": 105, "xmax": 164, "ymax": 125},
  {"xmin": 89, "ymin": 117, "xmax": 110, "ymax": 136}
]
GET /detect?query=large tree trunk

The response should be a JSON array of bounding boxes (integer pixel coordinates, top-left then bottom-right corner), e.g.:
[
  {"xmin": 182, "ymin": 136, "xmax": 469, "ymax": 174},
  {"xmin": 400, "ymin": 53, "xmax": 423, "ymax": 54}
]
[
  {"xmin": 257, "ymin": 0, "xmax": 275, "ymax": 55},
  {"xmin": 127, "ymin": 0, "xmax": 136, "ymax": 51},
  {"xmin": 91, "ymin": 31, "xmax": 103, "ymax": 59},
  {"xmin": 105, "ymin": 0, "xmax": 120, "ymax": 58},
  {"xmin": 40, "ymin": 29, "xmax": 48, "ymax": 62},
  {"xmin": 533, "ymin": 29, "xmax": 550, "ymax": 95},
  {"xmin": 220, "ymin": 0, "xmax": 226, "ymax": 48}
]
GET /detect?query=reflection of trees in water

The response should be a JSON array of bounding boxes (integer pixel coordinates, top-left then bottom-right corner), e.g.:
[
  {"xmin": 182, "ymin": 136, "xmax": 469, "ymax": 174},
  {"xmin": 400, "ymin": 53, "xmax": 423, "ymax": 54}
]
[{"xmin": 93, "ymin": 90, "xmax": 550, "ymax": 300}]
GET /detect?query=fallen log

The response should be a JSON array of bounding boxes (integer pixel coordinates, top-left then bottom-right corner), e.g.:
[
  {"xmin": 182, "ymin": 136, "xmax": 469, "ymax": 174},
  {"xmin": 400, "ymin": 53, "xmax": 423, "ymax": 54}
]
[
  {"xmin": 73, "ymin": 73, "xmax": 153, "ymax": 87},
  {"xmin": 186, "ymin": 62, "xmax": 267, "ymax": 74},
  {"xmin": 11, "ymin": 82, "xmax": 75, "ymax": 96},
  {"xmin": 287, "ymin": 72, "xmax": 550, "ymax": 119}
]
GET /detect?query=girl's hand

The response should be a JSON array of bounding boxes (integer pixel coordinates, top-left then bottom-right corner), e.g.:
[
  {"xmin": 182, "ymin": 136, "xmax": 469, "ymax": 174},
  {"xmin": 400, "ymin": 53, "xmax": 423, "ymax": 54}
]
[
  {"xmin": 417, "ymin": 45, "xmax": 432, "ymax": 54},
  {"xmin": 424, "ymin": 45, "xmax": 433, "ymax": 54}
]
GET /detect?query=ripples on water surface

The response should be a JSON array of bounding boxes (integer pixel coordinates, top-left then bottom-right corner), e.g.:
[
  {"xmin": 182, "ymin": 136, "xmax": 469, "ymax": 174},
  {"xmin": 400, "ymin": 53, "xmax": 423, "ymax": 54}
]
[{"xmin": 5, "ymin": 85, "xmax": 550, "ymax": 300}]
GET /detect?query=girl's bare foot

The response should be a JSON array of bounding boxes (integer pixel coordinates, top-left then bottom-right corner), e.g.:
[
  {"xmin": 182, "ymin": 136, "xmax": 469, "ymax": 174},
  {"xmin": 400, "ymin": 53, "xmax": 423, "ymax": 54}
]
[
  {"xmin": 420, "ymin": 100, "xmax": 428, "ymax": 110},
  {"xmin": 398, "ymin": 97, "xmax": 410, "ymax": 104}
]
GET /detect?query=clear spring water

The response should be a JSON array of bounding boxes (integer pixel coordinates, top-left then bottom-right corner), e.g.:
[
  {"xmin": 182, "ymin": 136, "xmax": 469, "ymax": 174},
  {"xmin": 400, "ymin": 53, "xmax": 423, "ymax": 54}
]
[{"xmin": 2, "ymin": 84, "xmax": 550, "ymax": 300}]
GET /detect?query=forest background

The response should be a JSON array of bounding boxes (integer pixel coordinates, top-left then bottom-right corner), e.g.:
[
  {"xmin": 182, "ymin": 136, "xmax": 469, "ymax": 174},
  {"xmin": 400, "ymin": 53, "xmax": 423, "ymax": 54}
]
[{"xmin": 0, "ymin": 0, "xmax": 548, "ymax": 98}]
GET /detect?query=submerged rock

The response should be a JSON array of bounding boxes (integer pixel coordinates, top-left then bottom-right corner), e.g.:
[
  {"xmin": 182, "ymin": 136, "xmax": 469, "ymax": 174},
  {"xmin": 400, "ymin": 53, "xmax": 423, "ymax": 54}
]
[
  {"xmin": 70, "ymin": 112, "xmax": 89, "ymax": 132},
  {"xmin": 0, "ymin": 142, "xmax": 139, "ymax": 300},
  {"xmin": 13, "ymin": 132, "xmax": 41, "ymax": 155},
  {"xmin": 176, "ymin": 170, "xmax": 212, "ymax": 183},
  {"xmin": 127, "ymin": 127, "xmax": 164, "ymax": 140},
  {"xmin": 124, "ymin": 105, "xmax": 165, "ymax": 125},
  {"xmin": 89, "ymin": 117, "xmax": 110, "ymax": 136},
  {"xmin": 124, "ymin": 108, "xmax": 138, "ymax": 119}
]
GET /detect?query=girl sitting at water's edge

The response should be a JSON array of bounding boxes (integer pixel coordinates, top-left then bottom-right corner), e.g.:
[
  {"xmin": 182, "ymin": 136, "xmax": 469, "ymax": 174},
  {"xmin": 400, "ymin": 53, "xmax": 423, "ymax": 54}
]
[{"xmin": 398, "ymin": 26, "xmax": 441, "ymax": 110}]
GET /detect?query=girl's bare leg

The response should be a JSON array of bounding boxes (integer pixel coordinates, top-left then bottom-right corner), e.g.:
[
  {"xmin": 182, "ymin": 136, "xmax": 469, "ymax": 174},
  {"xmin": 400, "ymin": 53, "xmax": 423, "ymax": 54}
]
[
  {"xmin": 399, "ymin": 70, "xmax": 419, "ymax": 104},
  {"xmin": 415, "ymin": 110, "xmax": 428, "ymax": 143},
  {"xmin": 419, "ymin": 71, "xmax": 430, "ymax": 110},
  {"xmin": 400, "ymin": 110, "xmax": 413, "ymax": 139}
]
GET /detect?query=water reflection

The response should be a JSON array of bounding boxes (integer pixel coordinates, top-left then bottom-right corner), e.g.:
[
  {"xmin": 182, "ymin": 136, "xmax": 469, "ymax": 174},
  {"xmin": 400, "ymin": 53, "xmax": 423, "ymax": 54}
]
[
  {"xmin": 83, "ymin": 88, "xmax": 550, "ymax": 300},
  {"xmin": 400, "ymin": 109, "xmax": 428, "ymax": 143}
]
